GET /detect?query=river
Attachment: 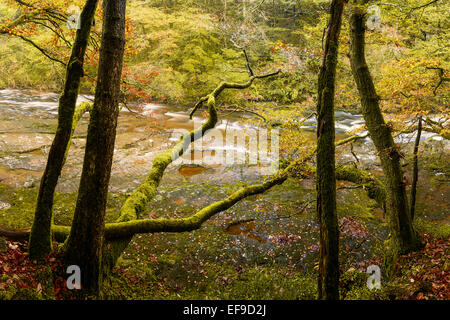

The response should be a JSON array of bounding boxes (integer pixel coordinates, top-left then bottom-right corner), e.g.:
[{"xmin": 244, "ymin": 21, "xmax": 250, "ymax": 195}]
[{"xmin": 0, "ymin": 89, "xmax": 448, "ymax": 267}]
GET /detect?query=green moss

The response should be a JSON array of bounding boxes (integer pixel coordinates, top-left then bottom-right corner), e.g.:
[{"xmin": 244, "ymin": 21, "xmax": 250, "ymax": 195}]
[
  {"xmin": 382, "ymin": 238, "xmax": 400, "ymax": 280},
  {"xmin": 103, "ymin": 263, "xmax": 317, "ymax": 300},
  {"xmin": 8, "ymin": 288, "xmax": 44, "ymax": 300},
  {"xmin": 340, "ymin": 268, "xmax": 386, "ymax": 300},
  {"xmin": 336, "ymin": 165, "xmax": 386, "ymax": 208},
  {"xmin": 0, "ymin": 185, "xmax": 37, "ymax": 229},
  {"xmin": 337, "ymin": 189, "xmax": 378, "ymax": 220},
  {"xmin": 217, "ymin": 267, "xmax": 317, "ymax": 300},
  {"xmin": 414, "ymin": 218, "xmax": 450, "ymax": 239},
  {"xmin": 0, "ymin": 184, "xmax": 124, "ymax": 229},
  {"xmin": 343, "ymin": 286, "xmax": 383, "ymax": 300}
]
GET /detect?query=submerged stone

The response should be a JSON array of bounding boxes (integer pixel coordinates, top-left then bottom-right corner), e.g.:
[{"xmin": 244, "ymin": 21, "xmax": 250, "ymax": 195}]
[{"xmin": 178, "ymin": 164, "xmax": 212, "ymax": 178}]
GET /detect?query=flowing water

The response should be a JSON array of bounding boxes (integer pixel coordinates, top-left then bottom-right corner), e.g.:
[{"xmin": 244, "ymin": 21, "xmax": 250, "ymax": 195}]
[
  {"xmin": 0, "ymin": 89, "xmax": 448, "ymax": 269},
  {"xmin": 0, "ymin": 89, "xmax": 284, "ymax": 191},
  {"xmin": 0, "ymin": 88, "xmax": 448, "ymax": 211}
]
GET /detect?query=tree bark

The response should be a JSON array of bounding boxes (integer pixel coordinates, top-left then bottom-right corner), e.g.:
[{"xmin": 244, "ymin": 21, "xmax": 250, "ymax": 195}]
[
  {"xmin": 349, "ymin": 2, "xmax": 421, "ymax": 260},
  {"xmin": 28, "ymin": 0, "xmax": 98, "ymax": 259},
  {"xmin": 316, "ymin": 0, "xmax": 345, "ymax": 300},
  {"xmin": 410, "ymin": 116, "xmax": 422, "ymax": 221},
  {"xmin": 63, "ymin": 0, "xmax": 127, "ymax": 296}
]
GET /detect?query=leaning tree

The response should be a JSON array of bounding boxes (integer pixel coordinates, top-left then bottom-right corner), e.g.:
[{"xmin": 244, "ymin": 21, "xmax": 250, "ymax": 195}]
[{"xmin": 348, "ymin": 0, "xmax": 422, "ymax": 267}]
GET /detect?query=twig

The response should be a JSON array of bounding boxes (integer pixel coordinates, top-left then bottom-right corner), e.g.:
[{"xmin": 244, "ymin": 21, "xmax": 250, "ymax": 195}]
[
  {"xmin": 426, "ymin": 66, "xmax": 450, "ymax": 96},
  {"xmin": 243, "ymin": 49, "xmax": 254, "ymax": 77},
  {"xmin": 271, "ymin": 199, "xmax": 315, "ymax": 220},
  {"xmin": 189, "ymin": 69, "xmax": 281, "ymax": 119},
  {"xmin": 350, "ymin": 143, "xmax": 359, "ymax": 163},
  {"xmin": 17, "ymin": 35, "xmax": 66, "ymax": 65},
  {"xmin": 221, "ymin": 104, "xmax": 267, "ymax": 122},
  {"xmin": 411, "ymin": 0, "xmax": 439, "ymax": 11}
]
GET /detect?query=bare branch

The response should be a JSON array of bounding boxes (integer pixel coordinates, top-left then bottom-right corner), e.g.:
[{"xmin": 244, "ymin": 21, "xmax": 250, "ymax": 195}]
[
  {"xmin": 17, "ymin": 35, "xmax": 66, "ymax": 65},
  {"xmin": 426, "ymin": 66, "xmax": 450, "ymax": 96},
  {"xmin": 222, "ymin": 104, "xmax": 267, "ymax": 122},
  {"xmin": 190, "ymin": 69, "xmax": 280, "ymax": 119},
  {"xmin": 243, "ymin": 49, "xmax": 254, "ymax": 77},
  {"xmin": 411, "ymin": 0, "xmax": 439, "ymax": 11}
]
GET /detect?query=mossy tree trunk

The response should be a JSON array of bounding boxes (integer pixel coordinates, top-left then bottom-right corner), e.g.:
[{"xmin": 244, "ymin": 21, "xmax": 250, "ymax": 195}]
[
  {"xmin": 410, "ymin": 116, "xmax": 422, "ymax": 221},
  {"xmin": 349, "ymin": 2, "xmax": 421, "ymax": 259},
  {"xmin": 316, "ymin": 0, "xmax": 345, "ymax": 300},
  {"xmin": 63, "ymin": 0, "xmax": 127, "ymax": 296},
  {"xmin": 29, "ymin": 0, "xmax": 99, "ymax": 259}
]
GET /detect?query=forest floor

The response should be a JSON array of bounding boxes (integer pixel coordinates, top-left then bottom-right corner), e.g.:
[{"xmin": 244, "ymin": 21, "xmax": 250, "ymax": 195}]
[
  {"xmin": 0, "ymin": 176, "xmax": 448, "ymax": 301},
  {"xmin": 0, "ymin": 232, "xmax": 448, "ymax": 300}
]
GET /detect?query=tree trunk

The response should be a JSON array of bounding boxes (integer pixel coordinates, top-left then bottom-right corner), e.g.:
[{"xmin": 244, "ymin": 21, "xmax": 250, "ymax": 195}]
[
  {"xmin": 316, "ymin": 0, "xmax": 345, "ymax": 300},
  {"xmin": 63, "ymin": 0, "xmax": 127, "ymax": 296},
  {"xmin": 410, "ymin": 116, "xmax": 422, "ymax": 221},
  {"xmin": 29, "ymin": 0, "xmax": 99, "ymax": 259},
  {"xmin": 223, "ymin": 0, "xmax": 227, "ymax": 22},
  {"xmin": 349, "ymin": 3, "xmax": 421, "ymax": 260}
]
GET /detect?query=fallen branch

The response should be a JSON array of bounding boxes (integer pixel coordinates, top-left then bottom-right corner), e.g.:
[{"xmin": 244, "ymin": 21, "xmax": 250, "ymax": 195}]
[
  {"xmin": 0, "ymin": 226, "xmax": 30, "ymax": 240},
  {"xmin": 0, "ymin": 69, "xmax": 282, "ymax": 255},
  {"xmin": 335, "ymin": 165, "xmax": 386, "ymax": 210},
  {"xmin": 335, "ymin": 133, "xmax": 369, "ymax": 147}
]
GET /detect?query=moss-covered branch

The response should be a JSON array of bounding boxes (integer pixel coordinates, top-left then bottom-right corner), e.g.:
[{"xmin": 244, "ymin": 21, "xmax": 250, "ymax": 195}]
[
  {"xmin": 62, "ymin": 101, "xmax": 93, "ymax": 165},
  {"xmin": 99, "ymin": 68, "xmax": 281, "ymax": 273},
  {"xmin": 105, "ymin": 173, "xmax": 287, "ymax": 239},
  {"xmin": 0, "ymin": 160, "xmax": 386, "ymax": 242},
  {"xmin": 0, "ymin": 10, "xmax": 45, "ymax": 34},
  {"xmin": 189, "ymin": 69, "xmax": 281, "ymax": 119},
  {"xmin": 335, "ymin": 164, "xmax": 386, "ymax": 208},
  {"xmin": 117, "ymin": 94, "xmax": 218, "ymax": 224},
  {"xmin": 0, "ymin": 64, "xmax": 281, "ymax": 274}
]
